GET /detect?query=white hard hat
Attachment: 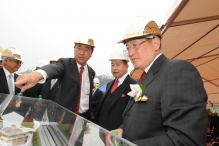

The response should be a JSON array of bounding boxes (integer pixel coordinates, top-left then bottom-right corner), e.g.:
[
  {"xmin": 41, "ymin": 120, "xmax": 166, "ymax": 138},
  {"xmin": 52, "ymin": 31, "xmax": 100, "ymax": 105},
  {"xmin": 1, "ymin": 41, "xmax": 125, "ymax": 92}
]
[
  {"xmin": 50, "ymin": 57, "xmax": 60, "ymax": 62},
  {"xmin": 109, "ymin": 49, "xmax": 129, "ymax": 62},
  {"xmin": 2, "ymin": 47, "xmax": 24, "ymax": 62},
  {"xmin": 74, "ymin": 35, "xmax": 95, "ymax": 48},
  {"xmin": 93, "ymin": 78, "xmax": 100, "ymax": 84},
  {"xmin": 36, "ymin": 60, "xmax": 49, "ymax": 68},
  {"xmin": 0, "ymin": 52, "xmax": 2, "ymax": 61},
  {"xmin": 118, "ymin": 16, "xmax": 162, "ymax": 44}
]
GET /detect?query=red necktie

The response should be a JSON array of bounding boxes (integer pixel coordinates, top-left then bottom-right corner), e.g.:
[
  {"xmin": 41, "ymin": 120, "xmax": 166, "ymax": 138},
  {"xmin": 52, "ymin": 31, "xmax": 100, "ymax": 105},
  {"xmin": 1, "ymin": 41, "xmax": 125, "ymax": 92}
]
[
  {"xmin": 138, "ymin": 71, "xmax": 146, "ymax": 83},
  {"xmin": 75, "ymin": 66, "xmax": 84, "ymax": 114},
  {"xmin": 111, "ymin": 79, "xmax": 119, "ymax": 93}
]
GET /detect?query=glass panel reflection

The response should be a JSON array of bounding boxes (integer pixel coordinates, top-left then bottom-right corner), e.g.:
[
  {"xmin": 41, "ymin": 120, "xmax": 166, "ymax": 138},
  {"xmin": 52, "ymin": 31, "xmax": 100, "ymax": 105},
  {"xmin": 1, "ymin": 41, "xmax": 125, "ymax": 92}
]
[{"xmin": 0, "ymin": 93, "xmax": 136, "ymax": 146}]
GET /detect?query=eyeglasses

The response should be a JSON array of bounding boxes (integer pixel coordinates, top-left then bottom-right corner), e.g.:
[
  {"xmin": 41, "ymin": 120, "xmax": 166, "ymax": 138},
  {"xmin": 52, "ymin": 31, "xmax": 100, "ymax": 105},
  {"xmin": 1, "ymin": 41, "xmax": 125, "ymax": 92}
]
[
  {"xmin": 9, "ymin": 59, "xmax": 23, "ymax": 65},
  {"xmin": 124, "ymin": 40, "xmax": 147, "ymax": 53}
]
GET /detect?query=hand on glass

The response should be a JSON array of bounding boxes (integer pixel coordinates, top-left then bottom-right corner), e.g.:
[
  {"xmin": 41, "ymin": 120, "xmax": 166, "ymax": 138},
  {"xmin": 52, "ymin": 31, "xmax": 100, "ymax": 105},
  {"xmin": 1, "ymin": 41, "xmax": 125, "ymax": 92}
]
[{"xmin": 105, "ymin": 128, "xmax": 123, "ymax": 146}]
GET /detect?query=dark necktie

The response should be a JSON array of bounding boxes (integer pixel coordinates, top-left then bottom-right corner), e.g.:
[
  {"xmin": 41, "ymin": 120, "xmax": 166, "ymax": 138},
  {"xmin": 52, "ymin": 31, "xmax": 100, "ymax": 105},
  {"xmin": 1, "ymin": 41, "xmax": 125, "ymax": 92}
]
[
  {"xmin": 138, "ymin": 71, "xmax": 146, "ymax": 83},
  {"xmin": 75, "ymin": 66, "xmax": 84, "ymax": 114},
  {"xmin": 111, "ymin": 79, "xmax": 119, "ymax": 93}
]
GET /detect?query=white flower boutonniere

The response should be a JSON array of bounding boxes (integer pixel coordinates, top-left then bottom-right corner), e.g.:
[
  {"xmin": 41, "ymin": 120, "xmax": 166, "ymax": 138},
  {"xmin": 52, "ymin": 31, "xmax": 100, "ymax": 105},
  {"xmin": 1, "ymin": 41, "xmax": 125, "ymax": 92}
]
[{"xmin": 127, "ymin": 84, "xmax": 148, "ymax": 102}]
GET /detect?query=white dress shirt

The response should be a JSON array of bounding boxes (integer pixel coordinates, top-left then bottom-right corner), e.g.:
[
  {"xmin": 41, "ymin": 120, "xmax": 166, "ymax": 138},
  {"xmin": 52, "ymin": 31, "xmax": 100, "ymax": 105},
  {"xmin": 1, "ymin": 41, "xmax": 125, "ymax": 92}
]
[
  {"xmin": 117, "ymin": 72, "xmax": 129, "ymax": 86},
  {"xmin": 77, "ymin": 63, "xmax": 90, "ymax": 114},
  {"xmin": 144, "ymin": 53, "xmax": 162, "ymax": 73}
]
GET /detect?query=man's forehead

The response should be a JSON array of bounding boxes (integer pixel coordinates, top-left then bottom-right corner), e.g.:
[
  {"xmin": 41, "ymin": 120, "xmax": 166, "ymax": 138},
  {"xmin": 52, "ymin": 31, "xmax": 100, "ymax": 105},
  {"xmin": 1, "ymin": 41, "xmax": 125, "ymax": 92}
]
[
  {"xmin": 111, "ymin": 60, "xmax": 123, "ymax": 63},
  {"xmin": 76, "ymin": 43, "xmax": 92, "ymax": 48},
  {"xmin": 125, "ymin": 38, "xmax": 145, "ymax": 45}
]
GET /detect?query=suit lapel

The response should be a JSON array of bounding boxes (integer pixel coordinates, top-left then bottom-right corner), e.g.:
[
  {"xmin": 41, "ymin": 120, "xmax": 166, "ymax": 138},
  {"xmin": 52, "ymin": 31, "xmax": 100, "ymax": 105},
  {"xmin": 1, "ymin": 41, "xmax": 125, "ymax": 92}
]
[
  {"xmin": 98, "ymin": 81, "xmax": 113, "ymax": 109},
  {"xmin": 14, "ymin": 73, "xmax": 20, "ymax": 94},
  {"xmin": 0, "ymin": 68, "xmax": 10, "ymax": 94},
  {"xmin": 123, "ymin": 54, "xmax": 167, "ymax": 114},
  {"xmin": 88, "ymin": 65, "xmax": 94, "ymax": 107},
  {"xmin": 70, "ymin": 58, "xmax": 80, "ymax": 86},
  {"xmin": 87, "ymin": 65, "xmax": 94, "ymax": 94},
  {"xmin": 51, "ymin": 80, "xmax": 59, "ymax": 91},
  {"xmin": 108, "ymin": 76, "xmax": 130, "ymax": 111}
]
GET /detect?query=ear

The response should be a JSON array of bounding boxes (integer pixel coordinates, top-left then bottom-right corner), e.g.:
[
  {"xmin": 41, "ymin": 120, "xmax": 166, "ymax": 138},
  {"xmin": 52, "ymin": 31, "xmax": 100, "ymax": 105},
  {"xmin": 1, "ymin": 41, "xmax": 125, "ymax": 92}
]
[{"xmin": 152, "ymin": 37, "xmax": 161, "ymax": 51}]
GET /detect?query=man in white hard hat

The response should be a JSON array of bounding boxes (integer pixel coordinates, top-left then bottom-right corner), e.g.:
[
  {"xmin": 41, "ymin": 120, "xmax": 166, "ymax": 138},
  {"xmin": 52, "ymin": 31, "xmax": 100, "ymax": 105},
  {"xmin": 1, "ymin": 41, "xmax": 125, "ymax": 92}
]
[
  {"xmin": 35, "ymin": 59, "xmax": 49, "ymax": 70},
  {"xmin": 36, "ymin": 57, "xmax": 60, "ymax": 101},
  {"xmin": 15, "ymin": 36, "xmax": 95, "ymax": 120},
  {"xmin": 90, "ymin": 77, "xmax": 103, "ymax": 122},
  {"xmin": 109, "ymin": 17, "xmax": 207, "ymax": 146},
  {"xmin": 96, "ymin": 49, "xmax": 136, "ymax": 142},
  {"xmin": 0, "ymin": 47, "xmax": 35, "ymax": 97},
  {"xmin": 49, "ymin": 56, "xmax": 60, "ymax": 65}
]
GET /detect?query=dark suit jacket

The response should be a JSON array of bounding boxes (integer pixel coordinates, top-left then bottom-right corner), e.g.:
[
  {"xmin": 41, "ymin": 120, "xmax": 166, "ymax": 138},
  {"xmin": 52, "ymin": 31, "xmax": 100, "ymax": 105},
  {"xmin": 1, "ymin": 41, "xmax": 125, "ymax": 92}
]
[
  {"xmin": 90, "ymin": 88, "xmax": 103, "ymax": 121},
  {"xmin": 96, "ymin": 75, "xmax": 136, "ymax": 130},
  {"xmin": 0, "ymin": 68, "xmax": 35, "ymax": 97},
  {"xmin": 36, "ymin": 79, "xmax": 59, "ymax": 101},
  {"xmin": 40, "ymin": 58, "xmax": 95, "ymax": 116},
  {"xmin": 121, "ymin": 54, "xmax": 207, "ymax": 146}
]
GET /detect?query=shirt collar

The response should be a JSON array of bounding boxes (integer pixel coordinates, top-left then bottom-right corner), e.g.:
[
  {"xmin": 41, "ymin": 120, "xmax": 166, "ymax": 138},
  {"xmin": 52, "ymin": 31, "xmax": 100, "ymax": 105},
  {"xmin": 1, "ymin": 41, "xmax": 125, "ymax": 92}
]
[
  {"xmin": 3, "ymin": 67, "xmax": 14, "ymax": 78},
  {"xmin": 116, "ymin": 72, "xmax": 128, "ymax": 85},
  {"xmin": 145, "ymin": 53, "xmax": 162, "ymax": 73},
  {"xmin": 76, "ymin": 62, "xmax": 87, "ymax": 71}
]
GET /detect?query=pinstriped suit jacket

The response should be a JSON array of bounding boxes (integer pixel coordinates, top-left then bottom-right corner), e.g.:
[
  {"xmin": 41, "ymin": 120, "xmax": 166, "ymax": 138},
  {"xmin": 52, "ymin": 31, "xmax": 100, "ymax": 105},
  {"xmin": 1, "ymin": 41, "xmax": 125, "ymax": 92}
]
[{"xmin": 121, "ymin": 54, "xmax": 207, "ymax": 146}]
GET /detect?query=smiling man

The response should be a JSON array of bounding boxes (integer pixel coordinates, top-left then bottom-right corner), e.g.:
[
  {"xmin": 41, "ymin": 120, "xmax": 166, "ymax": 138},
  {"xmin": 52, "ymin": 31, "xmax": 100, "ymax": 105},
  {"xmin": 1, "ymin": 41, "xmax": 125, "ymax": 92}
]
[
  {"xmin": 0, "ymin": 47, "xmax": 35, "ymax": 97},
  {"xmin": 15, "ymin": 36, "xmax": 96, "ymax": 120},
  {"xmin": 96, "ymin": 49, "xmax": 136, "ymax": 144}
]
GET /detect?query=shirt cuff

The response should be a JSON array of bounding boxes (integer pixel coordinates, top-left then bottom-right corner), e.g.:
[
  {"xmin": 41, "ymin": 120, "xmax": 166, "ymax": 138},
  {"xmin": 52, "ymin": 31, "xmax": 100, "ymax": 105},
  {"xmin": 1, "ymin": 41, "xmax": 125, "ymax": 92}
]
[{"xmin": 34, "ymin": 70, "xmax": 48, "ymax": 84}]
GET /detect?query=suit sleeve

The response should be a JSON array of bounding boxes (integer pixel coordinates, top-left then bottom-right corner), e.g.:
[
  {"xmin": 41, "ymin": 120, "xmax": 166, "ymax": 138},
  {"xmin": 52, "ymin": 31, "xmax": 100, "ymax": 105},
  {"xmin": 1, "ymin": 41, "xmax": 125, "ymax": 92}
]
[
  {"xmin": 134, "ymin": 61, "xmax": 207, "ymax": 146},
  {"xmin": 40, "ymin": 59, "xmax": 65, "ymax": 79}
]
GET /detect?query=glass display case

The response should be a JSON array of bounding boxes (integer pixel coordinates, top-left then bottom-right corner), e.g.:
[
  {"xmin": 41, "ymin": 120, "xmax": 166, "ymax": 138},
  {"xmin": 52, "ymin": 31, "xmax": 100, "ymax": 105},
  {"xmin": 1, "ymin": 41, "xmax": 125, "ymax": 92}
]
[{"xmin": 0, "ymin": 93, "xmax": 136, "ymax": 146}]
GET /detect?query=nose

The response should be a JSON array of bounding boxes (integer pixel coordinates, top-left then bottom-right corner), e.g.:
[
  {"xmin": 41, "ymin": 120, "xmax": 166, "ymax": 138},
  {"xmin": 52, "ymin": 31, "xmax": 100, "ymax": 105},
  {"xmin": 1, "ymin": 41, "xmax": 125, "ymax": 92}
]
[
  {"xmin": 78, "ymin": 49, "xmax": 85, "ymax": 54},
  {"xmin": 128, "ymin": 49, "xmax": 134, "ymax": 57}
]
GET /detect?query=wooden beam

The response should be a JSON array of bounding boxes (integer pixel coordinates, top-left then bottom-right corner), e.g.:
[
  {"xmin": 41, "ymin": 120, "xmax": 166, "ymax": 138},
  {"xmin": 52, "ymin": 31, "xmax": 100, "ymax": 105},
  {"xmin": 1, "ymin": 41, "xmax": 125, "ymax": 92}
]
[{"xmin": 170, "ymin": 15, "xmax": 219, "ymax": 27}]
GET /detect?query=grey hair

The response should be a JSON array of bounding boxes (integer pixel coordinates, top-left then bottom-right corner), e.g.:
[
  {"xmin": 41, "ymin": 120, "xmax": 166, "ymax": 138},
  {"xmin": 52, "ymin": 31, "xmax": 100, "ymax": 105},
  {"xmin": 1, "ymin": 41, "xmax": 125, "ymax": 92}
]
[{"xmin": 2, "ymin": 56, "xmax": 15, "ymax": 66}]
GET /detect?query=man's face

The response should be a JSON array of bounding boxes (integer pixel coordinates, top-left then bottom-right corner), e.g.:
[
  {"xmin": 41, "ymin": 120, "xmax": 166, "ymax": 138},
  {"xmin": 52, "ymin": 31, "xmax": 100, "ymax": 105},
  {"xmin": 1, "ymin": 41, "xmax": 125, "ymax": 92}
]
[
  {"xmin": 50, "ymin": 61, "xmax": 57, "ymax": 65},
  {"xmin": 93, "ymin": 81, "xmax": 99, "ymax": 89},
  {"xmin": 126, "ymin": 37, "xmax": 160, "ymax": 70},
  {"xmin": 4, "ymin": 58, "xmax": 22, "ymax": 73},
  {"xmin": 111, "ymin": 60, "xmax": 128, "ymax": 79},
  {"xmin": 74, "ymin": 44, "xmax": 92, "ymax": 66}
]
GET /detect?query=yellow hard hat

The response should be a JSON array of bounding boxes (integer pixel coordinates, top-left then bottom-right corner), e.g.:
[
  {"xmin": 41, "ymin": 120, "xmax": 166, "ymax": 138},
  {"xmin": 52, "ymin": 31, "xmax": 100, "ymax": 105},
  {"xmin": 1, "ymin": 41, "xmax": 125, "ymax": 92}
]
[
  {"xmin": 74, "ymin": 35, "xmax": 95, "ymax": 48},
  {"xmin": 2, "ymin": 47, "xmax": 24, "ymax": 62},
  {"xmin": 118, "ymin": 16, "xmax": 162, "ymax": 44}
]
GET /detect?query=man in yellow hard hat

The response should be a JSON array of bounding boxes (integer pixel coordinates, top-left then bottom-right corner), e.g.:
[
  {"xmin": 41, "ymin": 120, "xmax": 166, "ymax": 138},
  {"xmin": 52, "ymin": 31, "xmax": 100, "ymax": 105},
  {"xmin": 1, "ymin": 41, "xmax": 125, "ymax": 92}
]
[
  {"xmin": 109, "ymin": 17, "xmax": 207, "ymax": 146},
  {"xmin": 0, "ymin": 47, "xmax": 35, "ymax": 97},
  {"xmin": 15, "ymin": 36, "xmax": 95, "ymax": 121}
]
